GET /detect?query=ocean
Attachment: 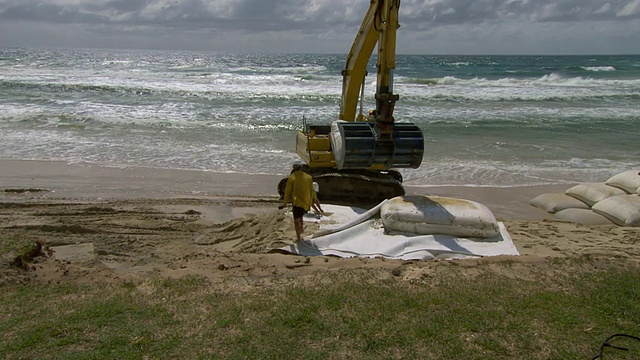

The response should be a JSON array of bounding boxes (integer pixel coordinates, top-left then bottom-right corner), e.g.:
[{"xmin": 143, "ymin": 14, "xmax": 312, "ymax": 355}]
[{"xmin": 1, "ymin": 47, "xmax": 638, "ymax": 187}]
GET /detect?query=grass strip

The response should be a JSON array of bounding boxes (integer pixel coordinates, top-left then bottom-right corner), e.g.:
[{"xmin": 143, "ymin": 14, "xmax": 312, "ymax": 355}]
[{"xmin": 1, "ymin": 260, "xmax": 640, "ymax": 359}]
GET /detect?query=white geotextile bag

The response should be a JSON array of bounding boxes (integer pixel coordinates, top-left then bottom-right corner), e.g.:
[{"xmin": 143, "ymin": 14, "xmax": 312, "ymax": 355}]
[
  {"xmin": 605, "ymin": 170, "xmax": 640, "ymax": 194},
  {"xmin": 529, "ymin": 193, "xmax": 589, "ymax": 213},
  {"xmin": 591, "ymin": 195, "xmax": 640, "ymax": 227},
  {"xmin": 381, "ymin": 195, "xmax": 499, "ymax": 238},
  {"xmin": 565, "ymin": 182, "xmax": 626, "ymax": 207}
]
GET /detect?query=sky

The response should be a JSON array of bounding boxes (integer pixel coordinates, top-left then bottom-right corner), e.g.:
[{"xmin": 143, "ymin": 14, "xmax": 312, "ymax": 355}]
[{"xmin": 0, "ymin": 0, "xmax": 639, "ymax": 55}]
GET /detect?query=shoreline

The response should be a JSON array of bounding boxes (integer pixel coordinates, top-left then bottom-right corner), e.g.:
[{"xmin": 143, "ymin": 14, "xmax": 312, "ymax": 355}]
[{"xmin": 0, "ymin": 159, "xmax": 568, "ymax": 220}]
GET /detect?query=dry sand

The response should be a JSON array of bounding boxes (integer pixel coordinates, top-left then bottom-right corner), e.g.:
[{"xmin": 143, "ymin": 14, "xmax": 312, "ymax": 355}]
[{"xmin": 1, "ymin": 159, "xmax": 639, "ymax": 290}]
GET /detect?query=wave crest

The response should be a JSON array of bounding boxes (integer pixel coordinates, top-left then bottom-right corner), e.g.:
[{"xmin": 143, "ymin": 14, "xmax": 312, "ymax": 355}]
[{"xmin": 581, "ymin": 66, "xmax": 616, "ymax": 72}]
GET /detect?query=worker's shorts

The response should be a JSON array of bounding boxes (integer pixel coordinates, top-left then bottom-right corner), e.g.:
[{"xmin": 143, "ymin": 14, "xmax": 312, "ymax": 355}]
[{"xmin": 292, "ymin": 206, "xmax": 306, "ymax": 219}]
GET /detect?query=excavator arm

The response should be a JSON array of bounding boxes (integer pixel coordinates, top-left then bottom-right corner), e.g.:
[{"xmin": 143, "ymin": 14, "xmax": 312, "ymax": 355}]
[
  {"xmin": 332, "ymin": 0, "xmax": 423, "ymax": 170},
  {"xmin": 339, "ymin": 1, "xmax": 380, "ymax": 123},
  {"xmin": 373, "ymin": 0, "xmax": 400, "ymax": 140},
  {"xmin": 340, "ymin": 0, "xmax": 400, "ymax": 136}
]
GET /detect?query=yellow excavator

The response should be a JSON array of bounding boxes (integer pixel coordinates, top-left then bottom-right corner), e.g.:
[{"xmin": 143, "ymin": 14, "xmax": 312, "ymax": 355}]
[{"xmin": 279, "ymin": 0, "xmax": 424, "ymax": 204}]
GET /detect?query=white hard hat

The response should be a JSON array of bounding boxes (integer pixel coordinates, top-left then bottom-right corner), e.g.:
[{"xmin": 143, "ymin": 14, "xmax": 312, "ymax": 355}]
[
  {"xmin": 292, "ymin": 161, "xmax": 304, "ymax": 170},
  {"xmin": 313, "ymin": 182, "xmax": 319, "ymax": 193}
]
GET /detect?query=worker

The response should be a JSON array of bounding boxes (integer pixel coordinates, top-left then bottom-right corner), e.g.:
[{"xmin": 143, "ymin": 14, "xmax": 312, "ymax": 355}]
[
  {"xmin": 282, "ymin": 162, "xmax": 314, "ymax": 241},
  {"xmin": 311, "ymin": 182, "xmax": 324, "ymax": 216}
]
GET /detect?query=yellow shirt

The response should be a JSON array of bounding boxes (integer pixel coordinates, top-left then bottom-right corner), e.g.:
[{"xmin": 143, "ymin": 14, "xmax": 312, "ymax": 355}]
[{"xmin": 284, "ymin": 170, "xmax": 314, "ymax": 211}]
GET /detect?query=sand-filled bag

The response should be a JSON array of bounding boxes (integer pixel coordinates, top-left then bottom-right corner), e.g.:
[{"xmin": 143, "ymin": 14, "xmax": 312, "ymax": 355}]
[
  {"xmin": 565, "ymin": 182, "xmax": 626, "ymax": 207},
  {"xmin": 606, "ymin": 170, "xmax": 640, "ymax": 194},
  {"xmin": 554, "ymin": 208, "xmax": 614, "ymax": 226},
  {"xmin": 380, "ymin": 195, "xmax": 499, "ymax": 238},
  {"xmin": 529, "ymin": 193, "xmax": 589, "ymax": 213},
  {"xmin": 591, "ymin": 195, "xmax": 640, "ymax": 227}
]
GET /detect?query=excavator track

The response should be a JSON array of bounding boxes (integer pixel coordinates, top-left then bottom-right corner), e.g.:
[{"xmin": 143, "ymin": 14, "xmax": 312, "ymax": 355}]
[{"xmin": 278, "ymin": 167, "xmax": 404, "ymax": 207}]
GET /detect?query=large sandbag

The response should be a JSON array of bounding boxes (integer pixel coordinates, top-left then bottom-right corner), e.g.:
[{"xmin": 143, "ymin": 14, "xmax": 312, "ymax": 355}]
[
  {"xmin": 591, "ymin": 195, "xmax": 640, "ymax": 227},
  {"xmin": 381, "ymin": 195, "xmax": 499, "ymax": 238},
  {"xmin": 554, "ymin": 208, "xmax": 614, "ymax": 226},
  {"xmin": 529, "ymin": 193, "xmax": 589, "ymax": 213},
  {"xmin": 565, "ymin": 182, "xmax": 626, "ymax": 207},
  {"xmin": 606, "ymin": 170, "xmax": 640, "ymax": 194}
]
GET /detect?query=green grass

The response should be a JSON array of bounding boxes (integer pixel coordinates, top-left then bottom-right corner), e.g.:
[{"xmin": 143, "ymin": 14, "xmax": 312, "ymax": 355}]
[
  {"xmin": 0, "ymin": 235, "xmax": 34, "ymax": 256},
  {"xmin": 2, "ymin": 264, "xmax": 640, "ymax": 359}
]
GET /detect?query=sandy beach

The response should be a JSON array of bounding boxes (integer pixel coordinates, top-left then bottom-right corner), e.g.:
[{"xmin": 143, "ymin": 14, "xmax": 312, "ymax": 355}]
[{"xmin": 2, "ymin": 159, "xmax": 639, "ymax": 289}]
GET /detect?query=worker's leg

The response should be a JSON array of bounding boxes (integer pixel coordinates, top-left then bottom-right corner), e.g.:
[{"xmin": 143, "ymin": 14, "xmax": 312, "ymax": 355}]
[
  {"xmin": 292, "ymin": 206, "xmax": 305, "ymax": 241},
  {"xmin": 294, "ymin": 217, "xmax": 303, "ymax": 241}
]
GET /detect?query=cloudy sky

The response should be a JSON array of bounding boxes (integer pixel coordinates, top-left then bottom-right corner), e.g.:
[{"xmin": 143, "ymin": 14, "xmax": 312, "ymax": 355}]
[{"xmin": 0, "ymin": 0, "xmax": 639, "ymax": 55}]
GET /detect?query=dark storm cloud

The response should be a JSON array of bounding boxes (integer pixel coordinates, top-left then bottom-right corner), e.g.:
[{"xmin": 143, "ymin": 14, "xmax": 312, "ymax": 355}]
[
  {"xmin": 102, "ymin": 0, "xmax": 149, "ymax": 14},
  {"xmin": 0, "ymin": 2, "xmax": 102, "ymax": 24},
  {"xmin": 0, "ymin": 0, "xmax": 638, "ymax": 53},
  {"xmin": 399, "ymin": 0, "xmax": 640, "ymax": 27},
  {"xmin": 0, "ymin": 0, "xmax": 357, "ymax": 30},
  {"xmin": 0, "ymin": 0, "xmax": 290, "ymax": 31},
  {"xmin": 1, "ymin": 0, "xmax": 637, "ymax": 30}
]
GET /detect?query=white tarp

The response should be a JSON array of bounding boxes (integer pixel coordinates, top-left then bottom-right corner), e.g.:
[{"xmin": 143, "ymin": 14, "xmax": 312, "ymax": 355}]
[{"xmin": 278, "ymin": 202, "xmax": 519, "ymax": 261}]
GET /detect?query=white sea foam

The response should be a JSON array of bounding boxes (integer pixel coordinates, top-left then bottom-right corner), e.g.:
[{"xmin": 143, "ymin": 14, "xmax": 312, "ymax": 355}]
[
  {"xmin": 446, "ymin": 62, "xmax": 470, "ymax": 66},
  {"xmin": 399, "ymin": 74, "xmax": 640, "ymax": 88},
  {"xmin": 228, "ymin": 65, "xmax": 327, "ymax": 73},
  {"xmin": 581, "ymin": 66, "xmax": 616, "ymax": 71}
]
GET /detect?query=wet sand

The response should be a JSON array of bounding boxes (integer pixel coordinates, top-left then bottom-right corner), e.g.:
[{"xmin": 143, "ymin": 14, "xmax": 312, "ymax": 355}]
[{"xmin": 0, "ymin": 159, "xmax": 568, "ymax": 220}]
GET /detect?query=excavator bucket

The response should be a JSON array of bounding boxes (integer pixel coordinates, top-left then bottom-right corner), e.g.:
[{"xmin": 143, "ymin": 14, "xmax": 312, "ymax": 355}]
[{"xmin": 330, "ymin": 121, "xmax": 424, "ymax": 170}]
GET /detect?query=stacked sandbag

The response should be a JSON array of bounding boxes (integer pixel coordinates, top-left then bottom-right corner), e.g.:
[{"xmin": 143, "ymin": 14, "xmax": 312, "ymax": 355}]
[
  {"xmin": 381, "ymin": 195, "xmax": 499, "ymax": 238},
  {"xmin": 592, "ymin": 170, "xmax": 640, "ymax": 226},
  {"xmin": 528, "ymin": 183, "xmax": 622, "ymax": 225},
  {"xmin": 605, "ymin": 170, "xmax": 640, "ymax": 194},
  {"xmin": 592, "ymin": 195, "xmax": 640, "ymax": 226},
  {"xmin": 529, "ymin": 193, "xmax": 590, "ymax": 213},
  {"xmin": 564, "ymin": 182, "xmax": 626, "ymax": 207},
  {"xmin": 529, "ymin": 170, "xmax": 640, "ymax": 226},
  {"xmin": 554, "ymin": 208, "xmax": 613, "ymax": 226}
]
